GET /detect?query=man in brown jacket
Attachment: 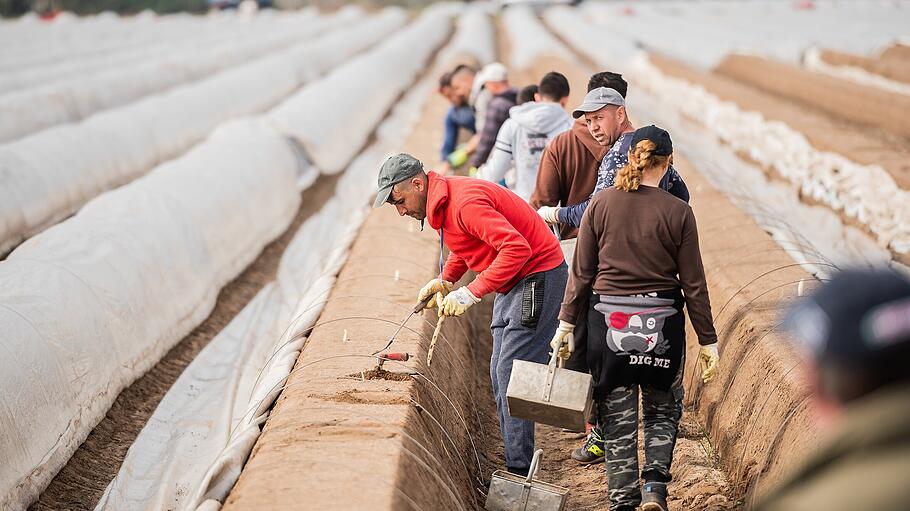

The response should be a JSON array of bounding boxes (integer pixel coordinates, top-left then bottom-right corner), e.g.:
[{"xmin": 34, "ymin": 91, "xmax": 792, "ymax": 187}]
[{"xmin": 529, "ymin": 71, "xmax": 628, "ymax": 240}]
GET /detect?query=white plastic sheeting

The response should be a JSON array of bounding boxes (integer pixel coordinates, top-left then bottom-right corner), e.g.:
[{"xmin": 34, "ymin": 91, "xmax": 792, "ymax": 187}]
[
  {"xmin": 0, "ymin": 10, "xmax": 318, "ymax": 94},
  {"xmin": 268, "ymin": 3, "xmax": 457, "ymax": 174},
  {"xmin": 802, "ymin": 47, "xmax": 910, "ymax": 97},
  {"xmin": 627, "ymin": 54, "xmax": 910, "ymax": 256},
  {"xmin": 95, "ymin": 8, "xmax": 479, "ymax": 510},
  {"xmin": 580, "ymin": 0, "xmax": 910, "ymax": 69},
  {"xmin": 500, "ymin": 5, "xmax": 573, "ymax": 70},
  {"xmin": 0, "ymin": 11, "xmax": 363, "ymax": 143},
  {"xmin": 542, "ymin": 6, "xmax": 641, "ymax": 72},
  {"xmin": 0, "ymin": 9, "xmax": 407, "ymax": 256},
  {"xmin": 0, "ymin": 119, "xmax": 302, "ymax": 511},
  {"xmin": 437, "ymin": 4, "xmax": 496, "ymax": 66}
]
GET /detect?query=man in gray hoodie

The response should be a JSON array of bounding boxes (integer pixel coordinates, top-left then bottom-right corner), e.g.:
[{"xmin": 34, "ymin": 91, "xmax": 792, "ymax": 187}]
[{"xmin": 480, "ymin": 72, "xmax": 573, "ymax": 201}]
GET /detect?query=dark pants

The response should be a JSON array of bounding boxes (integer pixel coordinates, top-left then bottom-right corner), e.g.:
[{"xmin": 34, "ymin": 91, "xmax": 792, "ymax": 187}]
[
  {"xmin": 597, "ymin": 361, "xmax": 684, "ymax": 509},
  {"xmin": 490, "ymin": 263, "xmax": 567, "ymax": 473}
]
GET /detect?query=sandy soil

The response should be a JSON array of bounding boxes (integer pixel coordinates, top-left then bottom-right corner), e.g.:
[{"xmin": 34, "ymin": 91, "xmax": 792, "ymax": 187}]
[
  {"xmin": 30, "ymin": 174, "xmax": 340, "ymax": 511},
  {"xmin": 819, "ymin": 48, "xmax": 910, "ymax": 84},
  {"xmin": 650, "ymin": 54, "xmax": 910, "ymax": 191},
  {"xmin": 714, "ymin": 54, "xmax": 910, "ymax": 141},
  {"xmin": 881, "ymin": 43, "xmax": 910, "ymax": 63}
]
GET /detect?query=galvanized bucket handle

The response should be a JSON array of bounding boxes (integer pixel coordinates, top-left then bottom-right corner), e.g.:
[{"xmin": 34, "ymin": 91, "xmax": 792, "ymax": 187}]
[{"xmin": 542, "ymin": 344, "xmax": 565, "ymax": 402}]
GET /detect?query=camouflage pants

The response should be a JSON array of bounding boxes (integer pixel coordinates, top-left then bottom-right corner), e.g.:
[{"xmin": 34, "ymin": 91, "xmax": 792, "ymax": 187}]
[{"xmin": 596, "ymin": 364, "xmax": 684, "ymax": 509}]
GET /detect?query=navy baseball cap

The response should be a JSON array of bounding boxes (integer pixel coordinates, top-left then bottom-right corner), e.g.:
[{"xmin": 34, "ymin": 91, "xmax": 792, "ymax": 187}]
[
  {"xmin": 630, "ymin": 125, "xmax": 673, "ymax": 156},
  {"xmin": 784, "ymin": 268, "xmax": 910, "ymax": 365}
]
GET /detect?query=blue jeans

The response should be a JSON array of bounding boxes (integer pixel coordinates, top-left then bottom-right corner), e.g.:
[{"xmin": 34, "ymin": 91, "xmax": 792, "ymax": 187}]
[{"xmin": 489, "ymin": 263, "xmax": 568, "ymax": 473}]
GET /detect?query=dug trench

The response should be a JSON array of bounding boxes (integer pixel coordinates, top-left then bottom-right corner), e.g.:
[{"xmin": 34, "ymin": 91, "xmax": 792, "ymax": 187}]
[{"xmin": 227, "ymin": 15, "xmax": 823, "ymax": 511}]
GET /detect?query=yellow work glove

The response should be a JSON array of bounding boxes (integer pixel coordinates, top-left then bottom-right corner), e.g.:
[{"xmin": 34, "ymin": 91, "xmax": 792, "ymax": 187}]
[
  {"xmin": 536, "ymin": 206, "xmax": 560, "ymax": 225},
  {"xmin": 699, "ymin": 343, "xmax": 719, "ymax": 384},
  {"xmin": 549, "ymin": 321, "xmax": 575, "ymax": 361},
  {"xmin": 417, "ymin": 278, "xmax": 454, "ymax": 310},
  {"xmin": 467, "ymin": 166, "xmax": 480, "ymax": 178},
  {"xmin": 438, "ymin": 286, "xmax": 480, "ymax": 317},
  {"xmin": 447, "ymin": 146, "xmax": 469, "ymax": 168}
]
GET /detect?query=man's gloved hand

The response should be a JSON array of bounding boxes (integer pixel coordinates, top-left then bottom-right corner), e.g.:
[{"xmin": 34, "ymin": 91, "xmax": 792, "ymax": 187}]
[
  {"xmin": 549, "ymin": 321, "xmax": 575, "ymax": 361},
  {"xmin": 537, "ymin": 206, "xmax": 560, "ymax": 225},
  {"xmin": 417, "ymin": 278, "xmax": 454, "ymax": 310},
  {"xmin": 698, "ymin": 343, "xmax": 720, "ymax": 384},
  {"xmin": 468, "ymin": 166, "xmax": 480, "ymax": 178},
  {"xmin": 447, "ymin": 146, "xmax": 469, "ymax": 168},
  {"xmin": 438, "ymin": 286, "xmax": 480, "ymax": 317}
]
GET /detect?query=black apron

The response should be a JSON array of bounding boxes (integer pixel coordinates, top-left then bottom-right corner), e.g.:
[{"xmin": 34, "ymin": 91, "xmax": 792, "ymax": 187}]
[{"xmin": 586, "ymin": 288, "xmax": 685, "ymax": 399}]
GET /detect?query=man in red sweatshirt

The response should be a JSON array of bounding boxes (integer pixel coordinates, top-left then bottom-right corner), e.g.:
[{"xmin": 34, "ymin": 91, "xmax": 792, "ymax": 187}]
[{"xmin": 374, "ymin": 153, "xmax": 567, "ymax": 477}]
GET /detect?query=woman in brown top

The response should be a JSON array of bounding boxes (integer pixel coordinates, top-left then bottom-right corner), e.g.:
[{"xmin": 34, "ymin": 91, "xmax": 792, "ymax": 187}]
[{"xmin": 549, "ymin": 126, "xmax": 720, "ymax": 511}]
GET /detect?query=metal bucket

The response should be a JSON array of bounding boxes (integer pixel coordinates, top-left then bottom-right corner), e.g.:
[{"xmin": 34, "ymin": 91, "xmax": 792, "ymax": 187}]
[
  {"xmin": 485, "ymin": 450, "xmax": 568, "ymax": 511},
  {"xmin": 506, "ymin": 348, "xmax": 593, "ymax": 431}
]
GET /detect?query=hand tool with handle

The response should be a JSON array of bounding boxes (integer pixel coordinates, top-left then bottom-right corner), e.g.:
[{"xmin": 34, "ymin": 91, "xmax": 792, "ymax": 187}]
[{"xmin": 371, "ymin": 295, "xmax": 434, "ymax": 355}]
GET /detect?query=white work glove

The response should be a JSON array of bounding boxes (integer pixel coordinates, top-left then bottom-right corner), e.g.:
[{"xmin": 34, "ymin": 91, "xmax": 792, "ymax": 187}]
[
  {"xmin": 698, "ymin": 343, "xmax": 720, "ymax": 384},
  {"xmin": 537, "ymin": 206, "xmax": 560, "ymax": 225},
  {"xmin": 549, "ymin": 321, "xmax": 575, "ymax": 361},
  {"xmin": 417, "ymin": 278, "xmax": 454, "ymax": 310},
  {"xmin": 438, "ymin": 286, "xmax": 480, "ymax": 317}
]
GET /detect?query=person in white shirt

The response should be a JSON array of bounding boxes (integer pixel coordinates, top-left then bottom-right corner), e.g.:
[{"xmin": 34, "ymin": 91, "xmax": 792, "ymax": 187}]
[{"xmin": 481, "ymin": 72, "xmax": 573, "ymax": 201}]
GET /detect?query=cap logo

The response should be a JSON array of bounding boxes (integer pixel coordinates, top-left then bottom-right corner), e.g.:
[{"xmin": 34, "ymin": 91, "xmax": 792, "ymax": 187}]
[{"xmin": 863, "ymin": 297, "xmax": 910, "ymax": 348}]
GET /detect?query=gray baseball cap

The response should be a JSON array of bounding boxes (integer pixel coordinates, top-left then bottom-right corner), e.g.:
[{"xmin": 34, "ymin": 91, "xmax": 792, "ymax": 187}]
[
  {"xmin": 572, "ymin": 87, "xmax": 625, "ymax": 118},
  {"xmin": 373, "ymin": 153, "xmax": 424, "ymax": 208}
]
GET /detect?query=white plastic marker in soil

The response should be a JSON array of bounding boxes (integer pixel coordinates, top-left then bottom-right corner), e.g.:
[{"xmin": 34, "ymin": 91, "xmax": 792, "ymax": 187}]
[
  {"xmin": 0, "ymin": 14, "xmax": 337, "ymax": 143},
  {"xmin": 500, "ymin": 4, "xmax": 573, "ymax": 71},
  {"xmin": 93, "ymin": 6, "xmax": 472, "ymax": 511},
  {"xmin": 0, "ymin": 10, "xmax": 318, "ymax": 95},
  {"xmin": 0, "ymin": 8, "xmax": 406, "ymax": 256},
  {"xmin": 0, "ymin": 119, "xmax": 302, "ymax": 511},
  {"xmin": 544, "ymin": 6, "xmax": 909, "ymax": 264}
]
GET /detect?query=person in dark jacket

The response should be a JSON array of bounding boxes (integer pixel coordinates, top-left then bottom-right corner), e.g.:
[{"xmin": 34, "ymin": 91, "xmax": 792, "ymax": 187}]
[
  {"xmin": 529, "ymin": 71, "xmax": 627, "ymax": 240},
  {"xmin": 438, "ymin": 68, "xmax": 476, "ymax": 169},
  {"xmin": 552, "ymin": 126, "xmax": 719, "ymax": 511},
  {"xmin": 756, "ymin": 267, "xmax": 910, "ymax": 511},
  {"xmin": 537, "ymin": 91, "xmax": 688, "ymax": 228},
  {"xmin": 470, "ymin": 62, "xmax": 517, "ymax": 169}
]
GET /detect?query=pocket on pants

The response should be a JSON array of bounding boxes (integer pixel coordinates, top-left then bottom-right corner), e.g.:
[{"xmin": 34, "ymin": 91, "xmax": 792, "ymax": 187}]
[{"xmin": 520, "ymin": 273, "xmax": 545, "ymax": 328}]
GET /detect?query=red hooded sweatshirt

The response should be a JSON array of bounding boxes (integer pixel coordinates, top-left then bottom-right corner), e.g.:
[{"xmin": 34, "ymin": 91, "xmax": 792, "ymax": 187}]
[{"xmin": 426, "ymin": 171, "xmax": 565, "ymax": 297}]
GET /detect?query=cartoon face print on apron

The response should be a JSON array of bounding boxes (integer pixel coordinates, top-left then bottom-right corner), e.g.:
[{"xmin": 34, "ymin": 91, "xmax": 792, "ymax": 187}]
[{"xmin": 594, "ymin": 294, "xmax": 677, "ymax": 357}]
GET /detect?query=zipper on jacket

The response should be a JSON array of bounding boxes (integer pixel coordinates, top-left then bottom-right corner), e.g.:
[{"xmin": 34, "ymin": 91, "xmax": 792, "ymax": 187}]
[{"xmin": 530, "ymin": 282, "xmax": 536, "ymax": 319}]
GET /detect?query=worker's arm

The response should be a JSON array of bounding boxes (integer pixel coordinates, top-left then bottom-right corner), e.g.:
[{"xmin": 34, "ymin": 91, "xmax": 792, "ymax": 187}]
[
  {"xmin": 677, "ymin": 208, "xmax": 717, "ymax": 346},
  {"xmin": 441, "ymin": 251, "xmax": 469, "ymax": 285},
  {"xmin": 457, "ymin": 199, "xmax": 532, "ymax": 297},
  {"xmin": 558, "ymin": 197, "xmax": 601, "ymax": 324},
  {"xmin": 470, "ymin": 97, "xmax": 511, "ymax": 168},
  {"xmin": 529, "ymin": 142, "xmax": 561, "ymax": 209},
  {"xmin": 557, "ymin": 197, "xmax": 590, "ymax": 228},
  {"xmin": 440, "ymin": 108, "xmax": 458, "ymax": 162},
  {"xmin": 480, "ymin": 119, "xmax": 515, "ymax": 184}
]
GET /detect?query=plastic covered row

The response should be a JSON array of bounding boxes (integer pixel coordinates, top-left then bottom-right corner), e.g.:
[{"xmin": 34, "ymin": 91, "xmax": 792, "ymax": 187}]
[
  {"xmin": 268, "ymin": 3, "xmax": 458, "ymax": 175},
  {"xmin": 0, "ymin": 10, "xmax": 354, "ymax": 142},
  {"xmin": 0, "ymin": 8, "xmax": 406, "ymax": 255},
  {"xmin": 0, "ymin": 118, "xmax": 303, "ymax": 511}
]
